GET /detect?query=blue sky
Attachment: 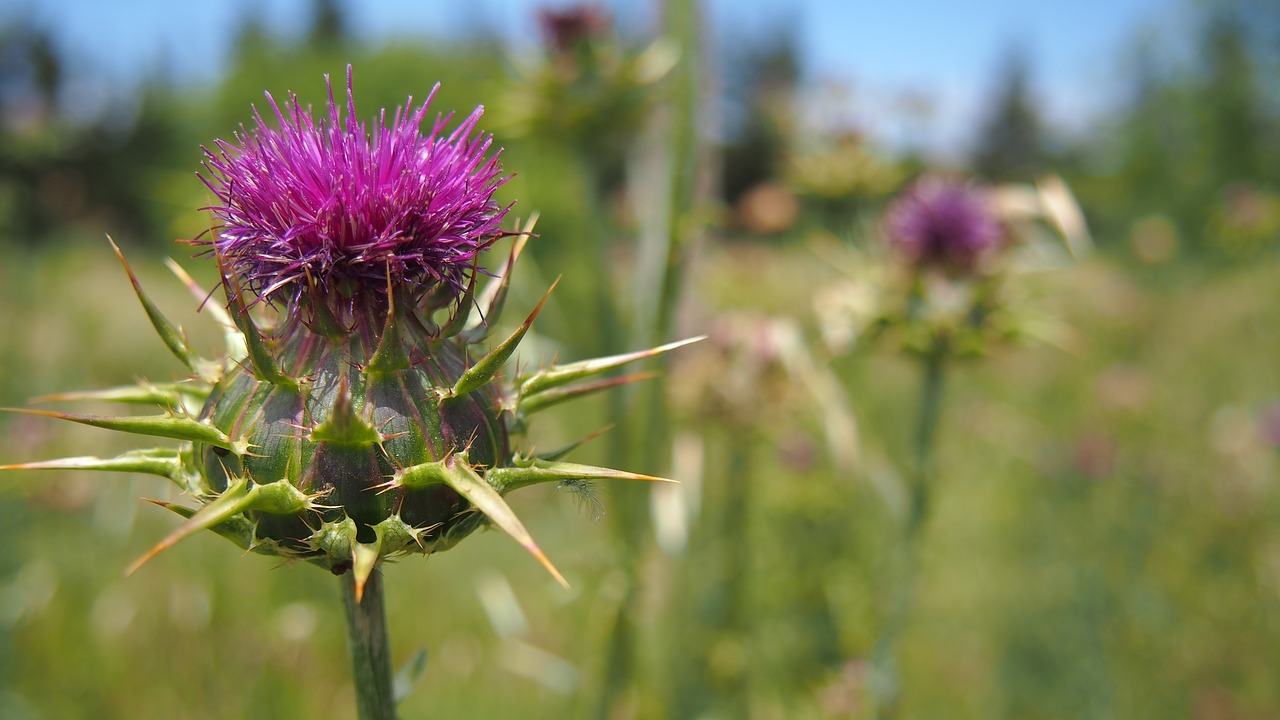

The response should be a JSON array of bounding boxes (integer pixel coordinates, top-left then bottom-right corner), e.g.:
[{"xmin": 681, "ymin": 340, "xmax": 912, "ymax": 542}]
[{"xmin": 4, "ymin": 0, "xmax": 1179, "ymax": 156}]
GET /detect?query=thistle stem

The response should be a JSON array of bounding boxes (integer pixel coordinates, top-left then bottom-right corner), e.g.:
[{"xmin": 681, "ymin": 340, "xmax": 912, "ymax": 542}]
[
  {"xmin": 873, "ymin": 346, "xmax": 947, "ymax": 720},
  {"xmin": 596, "ymin": 0, "xmax": 705, "ymax": 713},
  {"xmin": 342, "ymin": 569, "xmax": 396, "ymax": 720},
  {"xmin": 910, "ymin": 347, "xmax": 946, "ymax": 532}
]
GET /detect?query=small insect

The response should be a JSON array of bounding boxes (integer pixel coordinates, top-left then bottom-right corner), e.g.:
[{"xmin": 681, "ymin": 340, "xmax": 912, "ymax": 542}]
[{"xmin": 558, "ymin": 478, "xmax": 605, "ymax": 522}]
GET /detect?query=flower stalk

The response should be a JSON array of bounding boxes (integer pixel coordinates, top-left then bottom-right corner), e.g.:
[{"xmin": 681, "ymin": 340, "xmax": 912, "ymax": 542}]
[
  {"xmin": 342, "ymin": 569, "xmax": 396, "ymax": 720},
  {"xmin": 866, "ymin": 175, "xmax": 994, "ymax": 718},
  {"xmin": 872, "ymin": 343, "xmax": 947, "ymax": 719}
]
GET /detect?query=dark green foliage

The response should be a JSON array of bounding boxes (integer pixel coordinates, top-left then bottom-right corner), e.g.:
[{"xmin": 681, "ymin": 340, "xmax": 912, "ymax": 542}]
[{"xmin": 971, "ymin": 45, "xmax": 1047, "ymax": 184}]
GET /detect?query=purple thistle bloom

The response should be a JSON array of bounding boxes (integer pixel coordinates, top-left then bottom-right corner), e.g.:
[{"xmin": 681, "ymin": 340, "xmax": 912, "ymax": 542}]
[
  {"xmin": 884, "ymin": 176, "xmax": 1002, "ymax": 271},
  {"xmin": 537, "ymin": 4, "xmax": 609, "ymax": 55},
  {"xmin": 199, "ymin": 66, "xmax": 510, "ymax": 304}
]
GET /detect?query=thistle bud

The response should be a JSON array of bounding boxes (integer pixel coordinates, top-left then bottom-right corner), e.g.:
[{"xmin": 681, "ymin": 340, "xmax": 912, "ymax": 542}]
[{"xmin": 5, "ymin": 67, "xmax": 694, "ymax": 595}]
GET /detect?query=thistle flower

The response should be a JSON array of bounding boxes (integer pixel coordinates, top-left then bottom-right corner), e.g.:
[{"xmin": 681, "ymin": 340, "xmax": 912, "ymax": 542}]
[
  {"xmin": 537, "ymin": 3, "xmax": 609, "ymax": 56},
  {"xmin": 200, "ymin": 72, "xmax": 508, "ymax": 306},
  {"xmin": 884, "ymin": 176, "xmax": 1002, "ymax": 272},
  {"xmin": 497, "ymin": 5, "xmax": 675, "ymax": 186},
  {"xmin": 4, "ymin": 67, "xmax": 696, "ymax": 599}
]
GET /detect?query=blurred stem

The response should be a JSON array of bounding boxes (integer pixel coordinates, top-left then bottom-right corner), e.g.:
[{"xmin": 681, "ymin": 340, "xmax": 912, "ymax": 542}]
[
  {"xmin": 342, "ymin": 569, "xmax": 396, "ymax": 720},
  {"xmin": 873, "ymin": 346, "xmax": 947, "ymax": 720},
  {"xmin": 670, "ymin": 432, "xmax": 751, "ymax": 719},
  {"xmin": 595, "ymin": 0, "xmax": 705, "ymax": 716},
  {"xmin": 910, "ymin": 347, "xmax": 946, "ymax": 532},
  {"xmin": 583, "ymin": 161, "xmax": 622, "ymax": 359}
]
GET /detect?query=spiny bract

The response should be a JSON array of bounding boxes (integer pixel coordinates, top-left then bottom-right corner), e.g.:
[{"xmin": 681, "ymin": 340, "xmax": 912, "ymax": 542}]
[{"xmin": 3, "ymin": 68, "xmax": 695, "ymax": 597}]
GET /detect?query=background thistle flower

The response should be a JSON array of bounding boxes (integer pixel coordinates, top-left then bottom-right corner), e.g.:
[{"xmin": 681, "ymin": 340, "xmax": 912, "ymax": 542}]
[
  {"xmin": 838, "ymin": 174, "xmax": 1086, "ymax": 359},
  {"xmin": 537, "ymin": 3, "xmax": 610, "ymax": 58},
  {"xmin": 883, "ymin": 175, "xmax": 1003, "ymax": 273},
  {"xmin": 3, "ymin": 67, "xmax": 695, "ymax": 718}
]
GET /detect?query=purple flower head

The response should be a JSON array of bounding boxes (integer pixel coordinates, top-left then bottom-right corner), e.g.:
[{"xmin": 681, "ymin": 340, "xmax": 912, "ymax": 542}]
[
  {"xmin": 884, "ymin": 176, "xmax": 1002, "ymax": 271},
  {"xmin": 200, "ymin": 67, "xmax": 510, "ymax": 305}
]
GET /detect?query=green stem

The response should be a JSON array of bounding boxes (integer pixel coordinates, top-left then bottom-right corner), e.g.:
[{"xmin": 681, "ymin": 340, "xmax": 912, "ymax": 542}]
[
  {"xmin": 595, "ymin": 0, "xmax": 705, "ymax": 716},
  {"xmin": 669, "ymin": 434, "xmax": 752, "ymax": 719},
  {"xmin": 342, "ymin": 569, "xmax": 396, "ymax": 720},
  {"xmin": 910, "ymin": 348, "xmax": 946, "ymax": 532},
  {"xmin": 873, "ymin": 347, "xmax": 947, "ymax": 720},
  {"xmin": 594, "ymin": 580, "xmax": 639, "ymax": 720}
]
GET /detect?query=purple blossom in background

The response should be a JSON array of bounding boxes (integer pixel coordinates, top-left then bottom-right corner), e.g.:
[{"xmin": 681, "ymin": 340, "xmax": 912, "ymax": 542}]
[
  {"xmin": 884, "ymin": 176, "xmax": 1002, "ymax": 271},
  {"xmin": 1260, "ymin": 403, "xmax": 1280, "ymax": 448},
  {"xmin": 199, "ymin": 66, "xmax": 509, "ymax": 303},
  {"xmin": 537, "ymin": 4, "xmax": 609, "ymax": 55}
]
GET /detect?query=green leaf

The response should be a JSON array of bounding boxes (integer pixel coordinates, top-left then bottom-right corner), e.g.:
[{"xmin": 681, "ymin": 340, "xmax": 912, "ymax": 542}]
[
  {"xmin": 409, "ymin": 453, "xmax": 567, "ymax": 588},
  {"xmin": 220, "ymin": 259, "xmax": 296, "ymax": 388},
  {"xmin": 436, "ymin": 260, "xmax": 479, "ymax": 339},
  {"xmin": 518, "ymin": 336, "xmax": 703, "ymax": 397},
  {"xmin": 462, "ymin": 214, "xmax": 536, "ymax": 342},
  {"xmin": 3, "ymin": 408, "xmax": 242, "ymax": 452},
  {"xmin": 32, "ymin": 381, "xmax": 211, "ymax": 412},
  {"xmin": 164, "ymin": 258, "xmax": 245, "ymax": 364},
  {"xmin": 0, "ymin": 448, "xmax": 182, "ymax": 479},
  {"xmin": 351, "ymin": 537, "xmax": 382, "ymax": 603},
  {"xmin": 127, "ymin": 477, "xmax": 254, "ymax": 574},
  {"xmin": 145, "ymin": 498, "xmax": 257, "ymax": 551},
  {"xmin": 365, "ymin": 294, "xmax": 410, "ymax": 375},
  {"xmin": 110, "ymin": 237, "xmax": 199, "ymax": 372},
  {"xmin": 487, "ymin": 459, "xmax": 673, "ymax": 494},
  {"xmin": 393, "ymin": 648, "xmax": 430, "ymax": 705},
  {"xmin": 448, "ymin": 279, "xmax": 558, "ymax": 399},
  {"xmin": 309, "ymin": 377, "xmax": 381, "ymax": 446},
  {"xmin": 128, "ymin": 478, "xmax": 311, "ymax": 574},
  {"xmin": 518, "ymin": 372, "xmax": 658, "ymax": 416}
]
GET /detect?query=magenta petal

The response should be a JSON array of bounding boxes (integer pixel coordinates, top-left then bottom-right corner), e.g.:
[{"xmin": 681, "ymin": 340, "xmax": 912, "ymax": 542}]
[{"xmin": 198, "ymin": 66, "xmax": 510, "ymax": 303}]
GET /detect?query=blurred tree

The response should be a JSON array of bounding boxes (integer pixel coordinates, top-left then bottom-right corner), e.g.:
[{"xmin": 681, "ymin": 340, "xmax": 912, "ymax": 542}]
[
  {"xmin": 1200, "ymin": 10, "xmax": 1267, "ymax": 184},
  {"xmin": 1059, "ymin": 0, "xmax": 1280, "ymax": 260},
  {"xmin": 971, "ymin": 45, "xmax": 1046, "ymax": 184},
  {"xmin": 0, "ymin": 18, "xmax": 61, "ymax": 117},
  {"xmin": 719, "ymin": 25, "xmax": 799, "ymax": 205},
  {"xmin": 27, "ymin": 32, "xmax": 61, "ymax": 112},
  {"xmin": 0, "ymin": 19, "xmax": 67, "ymax": 244},
  {"xmin": 77, "ymin": 78, "xmax": 192, "ymax": 245},
  {"xmin": 230, "ymin": 7, "xmax": 274, "ymax": 60},
  {"xmin": 307, "ymin": 0, "xmax": 349, "ymax": 50}
]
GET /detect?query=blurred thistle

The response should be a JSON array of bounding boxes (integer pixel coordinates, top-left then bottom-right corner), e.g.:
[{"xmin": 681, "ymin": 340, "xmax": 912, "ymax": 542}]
[
  {"xmin": 883, "ymin": 176, "xmax": 1002, "ymax": 273},
  {"xmin": 814, "ymin": 173, "xmax": 1088, "ymax": 359},
  {"xmin": 538, "ymin": 3, "xmax": 610, "ymax": 59},
  {"xmin": 788, "ymin": 131, "xmax": 902, "ymax": 204},
  {"xmin": 658, "ymin": 311, "xmax": 860, "ymax": 717},
  {"xmin": 824, "ymin": 172, "xmax": 1088, "ymax": 719},
  {"xmin": 1208, "ymin": 183, "xmax": 1280, "ymax": 260},
  {"xmin": 3, "ymin": 67, "xmax": 697, "ymax": 719},
  {"xmin": 671, "ymin": 312, "xmax": 859, "ymax": 473},
  {"xmin": 496, "ymin": 3, "xmax": 676, "ymax": 184}
]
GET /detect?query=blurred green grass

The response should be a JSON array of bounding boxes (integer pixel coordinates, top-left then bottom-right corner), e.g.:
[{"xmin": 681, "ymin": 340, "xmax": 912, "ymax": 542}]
[
  {"xmin": 2, "ymin": 1, "xmax": 1279, "ymax": 716},
  {"xmin": 0, "ymin": 238, "xmax": 1276, "ymax": 718}
]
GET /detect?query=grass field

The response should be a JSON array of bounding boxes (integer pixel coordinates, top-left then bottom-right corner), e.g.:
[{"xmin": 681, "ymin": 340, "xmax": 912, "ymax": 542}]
[{"xmin": 0, "ymin": 234, "xmax": 1275, "ymax": 719}]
